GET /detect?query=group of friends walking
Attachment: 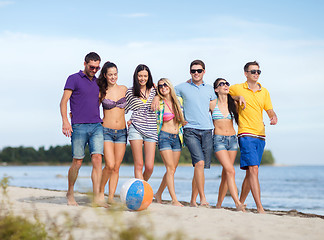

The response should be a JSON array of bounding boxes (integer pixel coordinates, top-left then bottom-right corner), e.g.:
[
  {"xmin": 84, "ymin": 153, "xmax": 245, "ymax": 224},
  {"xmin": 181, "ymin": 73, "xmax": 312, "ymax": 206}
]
[{"xmin": 60, "ymin": 52, "xmax": 277, "ymax": 213}]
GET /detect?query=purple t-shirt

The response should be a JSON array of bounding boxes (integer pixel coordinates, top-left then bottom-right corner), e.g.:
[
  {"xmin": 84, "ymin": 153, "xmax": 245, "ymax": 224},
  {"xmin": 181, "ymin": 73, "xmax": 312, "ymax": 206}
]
[{"xmin": 64, "ymin": 70, "xmax": 102, "ymax": 124}]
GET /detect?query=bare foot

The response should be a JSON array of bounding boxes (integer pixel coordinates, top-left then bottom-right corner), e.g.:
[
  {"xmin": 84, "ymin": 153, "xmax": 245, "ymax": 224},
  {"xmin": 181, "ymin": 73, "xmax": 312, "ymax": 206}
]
[
  {"xmin": 257, "ymin": 208, "xmax": 266, "ymax": 214},
  {"xmin": 98, "ymin": 192, "xmax": 105, "ymax": 202},
  {"xmin": 93, "ymin": 199, "xmax": 109, "ymax": 208},
  {"xmin": 199, "ymin": 202, "xmax": 210, "ymax": 208},
  {"xmin": 108, "ymin": 197, "xmax": 115, "ymax": 204},
  {"xmin": 236, "ymin": 203, "xmax": 247, "ymax": 212},
  {"xmin": 66, "ymin": 192, "xmax": 78, "ymax": 206},
  {"xmin": 215, "ymin": 203, "xmax": 222, "ymax": 209},
  {"xmin": 190, "ymin": 201, "xmax": 198, "ymax": 207},
  {"xmin": 171, "ymin": 201, "xmax": 184, "ymax": 207},
  {"xmin": 154, "ymin": 193, "xmax": 162, "ymax": 204}
]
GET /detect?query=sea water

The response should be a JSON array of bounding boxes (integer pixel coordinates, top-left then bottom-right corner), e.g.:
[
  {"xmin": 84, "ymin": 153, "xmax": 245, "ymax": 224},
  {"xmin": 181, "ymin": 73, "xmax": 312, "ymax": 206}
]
[{"xmin": 0, "ymin": 165, "xmax": 323, "ymax": 216}]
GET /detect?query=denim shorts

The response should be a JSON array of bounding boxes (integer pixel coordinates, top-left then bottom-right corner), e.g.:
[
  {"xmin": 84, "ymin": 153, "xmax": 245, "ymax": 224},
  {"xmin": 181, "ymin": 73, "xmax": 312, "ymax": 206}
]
[
  {"xmin": 183, "ymin": 128, "xmax": 213, "ymax": 168},
  {"xmin": 238, "ymin": 136, "xmax": 266, "ymax": 170},
  {"xmin": 71, "ymin": 123, "xmax": 104, "ymax": 159},
  {"xmin": 103, "ymin": 127, "xmax": 127, "ymax": 144},
  {"xmin": 158, "ymin": 130, "xmax": 182, "ymax": 152},
  {"xmin": 128, "ymin": 124, "xmax": 156, "ymax": 142},
  {"xmin": 213, "ymin": 135, "xmax": 238, "ymax": 153}
]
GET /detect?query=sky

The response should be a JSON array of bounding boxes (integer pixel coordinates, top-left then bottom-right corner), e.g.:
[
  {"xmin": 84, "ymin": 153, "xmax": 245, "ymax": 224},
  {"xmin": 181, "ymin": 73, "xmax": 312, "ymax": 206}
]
[{"xmin": 0, "ymin": 0, "xmax": 323, "ymax": 165}]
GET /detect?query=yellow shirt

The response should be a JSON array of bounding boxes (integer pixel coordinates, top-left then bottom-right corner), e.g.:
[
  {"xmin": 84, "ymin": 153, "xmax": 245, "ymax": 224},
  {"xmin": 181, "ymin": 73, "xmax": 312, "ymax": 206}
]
[{"xmin": 229, "ymin": 82, "xmax": 273, "ymax": 136}]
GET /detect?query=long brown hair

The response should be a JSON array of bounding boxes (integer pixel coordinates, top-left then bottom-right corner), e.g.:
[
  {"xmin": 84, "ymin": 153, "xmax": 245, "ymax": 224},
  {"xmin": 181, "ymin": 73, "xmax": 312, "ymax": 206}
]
[
  {"xmin": 97, "ymin": 61, "xmax": 118, "ymax": 103},
  {"xmin": 213, "ymin": 78, "xmax": 239, "ymax": 125},
  {"xmin": 157, "ymin": 78, "xmax": 186, "ymax": 125}
]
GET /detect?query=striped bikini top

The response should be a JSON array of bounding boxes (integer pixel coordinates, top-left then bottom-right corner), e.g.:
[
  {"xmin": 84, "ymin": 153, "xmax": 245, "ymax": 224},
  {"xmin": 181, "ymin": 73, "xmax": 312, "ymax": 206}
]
[{"xmin": 212, "ymin": 99, "xmax": 232, "ymax": 120}]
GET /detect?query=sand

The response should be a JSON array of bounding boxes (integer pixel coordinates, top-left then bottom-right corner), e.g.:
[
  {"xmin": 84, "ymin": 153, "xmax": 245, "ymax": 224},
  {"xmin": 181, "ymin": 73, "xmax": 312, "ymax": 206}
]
[{"xmin": 1, "ymin": 186, "xmax": 324, "ymax": 240}]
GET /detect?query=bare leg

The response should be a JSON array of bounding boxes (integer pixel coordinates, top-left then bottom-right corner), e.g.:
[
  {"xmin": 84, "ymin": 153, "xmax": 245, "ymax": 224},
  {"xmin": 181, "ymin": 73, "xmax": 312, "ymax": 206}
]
[
  {"xmin": 67, "ymin": 158, "xmax": 83, "ymax": 206},
  {"xmin": 99, "ymin": 142, "xmax": 115, "ymax": 201},
  {"xmin": 247, "ymin": 165, "xmax": 264, "ymax": 213},
  {"xmin": 143, "ymin": 141, "xmax": 156, "ymax": 181},
  {"xmin": 130, "ymin": 140, "xmax": 144, "ymax": 179},
  {"xmin": 193, "ymin": 160, "xmax": 208, "ymax": 206},
  {"xmin": 240, "ymin": 171, "xmax": 251, "ymax": 204},
  {"xmin": 91, "ymin": 153, "xmax": 104, "ymax": 205},
  {"xmin": 216, "ymin": 168, "xmax": 227, "ymax": 208},
  {"xmin": 158, "ymin": 150, "xmax": 182, "ymax": 206},
  {"xmin": 155, "ymin": 150, "xmax": 181, "ymax": 204},
  {"xmin": 216, "ymin": 150, "xmax": 245, "ymax": 211},
  {"xmin": 190, "ymin": 178, "xmax": 199, "ymax": 207},
  {"xmin": 108, "ymin": 143, "xmax": 126, "ymax": 203},
  {"xmin": 155, "ymin": 173, "xmax": 167, "ymax": 203}
]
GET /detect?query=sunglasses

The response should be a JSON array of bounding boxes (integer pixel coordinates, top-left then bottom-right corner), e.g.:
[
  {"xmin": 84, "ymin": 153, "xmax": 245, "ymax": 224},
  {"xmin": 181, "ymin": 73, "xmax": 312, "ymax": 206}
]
[
  {"xmin": 247, "ymin": 70, "xmax": 261, "ymax": 75},
  {"xmin": 89, "ymin": 65, "xmax": 101, "ymax": 71},
  {"xmin": 216, "ymin": 82, "xmax": 230, "ymax": 88},
  {"xmin": 190, "ymin": 69, "xmax": 204, "ymax": 74},
  {"xmin": 158, "ymin": 83, "xmax": 168, "ymax": 89}
]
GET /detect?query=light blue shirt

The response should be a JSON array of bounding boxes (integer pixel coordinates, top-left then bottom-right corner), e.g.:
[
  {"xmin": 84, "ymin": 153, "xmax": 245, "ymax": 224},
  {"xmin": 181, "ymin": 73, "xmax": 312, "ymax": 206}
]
[{"xmin": 175, "ymin": 80, "xmax": 217, "ymax": 130}]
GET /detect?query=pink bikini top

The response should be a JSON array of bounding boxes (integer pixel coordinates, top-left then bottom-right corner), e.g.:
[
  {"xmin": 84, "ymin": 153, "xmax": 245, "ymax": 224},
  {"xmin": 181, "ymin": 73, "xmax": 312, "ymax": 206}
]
[{"xmin": 163, "ymin": 100, "xmax": 175, "ymax": 122}]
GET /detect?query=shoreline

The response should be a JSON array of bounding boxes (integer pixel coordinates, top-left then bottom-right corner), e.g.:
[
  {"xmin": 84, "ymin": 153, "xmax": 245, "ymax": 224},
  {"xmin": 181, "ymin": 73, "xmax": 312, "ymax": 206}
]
[
  {"xmin": 1, "ymin": 186, "xmax": 324, "ymax": 240},
  {"xmin": 6, "ymin": 185, "xmax": 324, "ymax": 220}
]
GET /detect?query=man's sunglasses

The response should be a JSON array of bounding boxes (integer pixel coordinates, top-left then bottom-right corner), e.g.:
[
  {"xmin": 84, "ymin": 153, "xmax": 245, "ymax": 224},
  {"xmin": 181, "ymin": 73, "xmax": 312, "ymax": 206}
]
[
  {"xmin": 216, "ymin": 82, "xmax": 230, "ymax": 88},
  {"xmin": 158, "ymin": 83, "xmax": 168, "ymax": 89},
  {"xmin": 247, "ymin": 70, "xmax": 261, "ymax": 75},
  {"xmin": 190, "ymin": 69, "xmax": 204, "ymax": 74},
  {"xmin": 89, "ymin": 66, "xmax": 101, "ymax": 71}
]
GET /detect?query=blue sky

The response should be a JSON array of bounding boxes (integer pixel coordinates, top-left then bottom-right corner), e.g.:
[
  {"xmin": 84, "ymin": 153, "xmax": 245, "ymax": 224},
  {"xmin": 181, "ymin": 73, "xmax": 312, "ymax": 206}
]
[{"xmin": 1, "ymin": 0, "xmax": 323, "ymax": 165}]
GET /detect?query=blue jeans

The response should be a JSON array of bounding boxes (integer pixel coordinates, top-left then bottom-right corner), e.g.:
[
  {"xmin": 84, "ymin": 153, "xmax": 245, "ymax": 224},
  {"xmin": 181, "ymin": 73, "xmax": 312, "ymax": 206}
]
[
  {"xmin": 213, "ymin": 135, "xmax": 238, "ymax": 152},
  {"xmin": 103, "ymin": 127, "xmax": 127, "ymax": 143},
  {"xmin": 183, "ymin": 128, "xmax": 213, "ymax": 168},
  {"xmin": 71, "ymin": 123, "xmax": 104, "ymax": 159},
  {"xmin": 128, "ymin": 124, "xmax": 157, "ymax": 142},
  {"xmin": 158, "ymin": 130, "xmax": 182, "ymax": 152}
]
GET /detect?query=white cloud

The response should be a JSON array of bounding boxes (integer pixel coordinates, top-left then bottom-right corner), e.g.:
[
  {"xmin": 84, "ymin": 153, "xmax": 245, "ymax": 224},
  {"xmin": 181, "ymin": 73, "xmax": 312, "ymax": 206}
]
[
  {"xmin": 0, "ymin": 1, "xmax": 13, "ymax": 7},
  {"xmin": 0, "ymin": 30, "xmax": 323, "ymax": 164}
]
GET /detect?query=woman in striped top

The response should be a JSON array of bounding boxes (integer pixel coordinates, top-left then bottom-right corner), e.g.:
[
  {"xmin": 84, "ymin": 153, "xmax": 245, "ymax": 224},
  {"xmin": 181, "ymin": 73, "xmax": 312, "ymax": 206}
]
[{"xmin": 125, "ymin": 64, "xmax": 157, "ymax": 181}]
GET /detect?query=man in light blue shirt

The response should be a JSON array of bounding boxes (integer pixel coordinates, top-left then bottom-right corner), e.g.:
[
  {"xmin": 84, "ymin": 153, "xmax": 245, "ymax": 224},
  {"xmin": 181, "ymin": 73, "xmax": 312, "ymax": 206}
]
[{"xmin": 175, "ymin": 60, "xmax": 216, "ymax": 207}]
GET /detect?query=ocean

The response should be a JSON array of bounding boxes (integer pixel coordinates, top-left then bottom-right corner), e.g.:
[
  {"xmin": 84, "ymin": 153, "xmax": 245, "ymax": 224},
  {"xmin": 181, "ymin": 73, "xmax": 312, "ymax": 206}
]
[{"xmin": 1, "ymin": 165, "xmax": 323, "ymax": 216}]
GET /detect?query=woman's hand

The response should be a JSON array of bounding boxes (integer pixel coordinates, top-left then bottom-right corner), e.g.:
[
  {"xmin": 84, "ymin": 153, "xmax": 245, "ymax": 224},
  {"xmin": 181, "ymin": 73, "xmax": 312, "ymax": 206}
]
[{"xmin": 127, "ymin": 120, "xmax": 132, "ymax": 127}]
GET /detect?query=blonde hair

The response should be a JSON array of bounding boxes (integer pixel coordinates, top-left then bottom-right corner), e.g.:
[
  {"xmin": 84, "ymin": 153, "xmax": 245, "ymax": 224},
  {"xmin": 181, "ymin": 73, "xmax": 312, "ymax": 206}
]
[{"xmin": 157, "ymin": 78, "xmax": 186, "ymax": 125}]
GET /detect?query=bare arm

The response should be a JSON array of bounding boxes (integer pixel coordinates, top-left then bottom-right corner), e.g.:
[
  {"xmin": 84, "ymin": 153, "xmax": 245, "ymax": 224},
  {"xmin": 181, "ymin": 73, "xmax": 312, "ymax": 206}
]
[
  {"xmin": 266, "ymin": 109, "xmax": 278, "ymax": 125},
  {"xmin": 151, "ymin": 95, "xmax": 161, "ymax": 111},
  {"xmin": 60, "ymin": 89, "xmax": 73, "ymax": 137},
  {"xmin": 209, "ymin": 99, "xmax": 216, "ymax": 113},
  {"xmin": 231, "ymin": 95, "xmax": 246, "ymax": 110}
]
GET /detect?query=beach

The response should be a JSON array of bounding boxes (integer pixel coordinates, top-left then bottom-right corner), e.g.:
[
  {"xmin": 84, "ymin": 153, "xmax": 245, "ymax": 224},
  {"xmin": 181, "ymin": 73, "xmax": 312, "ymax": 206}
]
[{"xmin": 1, "ymin": 186, "xmax": 323, "ymax": 240}]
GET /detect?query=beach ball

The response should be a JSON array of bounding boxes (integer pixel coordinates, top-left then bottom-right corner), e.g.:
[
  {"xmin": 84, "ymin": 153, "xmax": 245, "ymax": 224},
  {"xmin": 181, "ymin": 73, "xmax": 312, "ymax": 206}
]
[{"xmin": 120, "ymin": 178, "xmax": 153, "ymax": 211}]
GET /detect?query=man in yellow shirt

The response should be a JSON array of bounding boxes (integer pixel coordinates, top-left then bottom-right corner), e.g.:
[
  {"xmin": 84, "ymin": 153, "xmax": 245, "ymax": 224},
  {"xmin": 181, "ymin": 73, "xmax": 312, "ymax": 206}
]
[{"xmin": 229, "ymin": 61, "xmax": 278, "ymax": 213}]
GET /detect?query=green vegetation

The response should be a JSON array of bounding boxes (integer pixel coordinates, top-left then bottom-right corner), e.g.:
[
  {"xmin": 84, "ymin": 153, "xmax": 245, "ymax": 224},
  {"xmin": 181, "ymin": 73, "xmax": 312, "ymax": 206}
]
[
  {"xmin": 0, "ymin": 145, "xmax": 275, "ymax": 165},
  {"xmin": 0, "ymin": 177, "xmax": 186, "ymax": 240},
  {"xmin": 0, "ymin": 176, "xmax": 47, "ymax": 240}
]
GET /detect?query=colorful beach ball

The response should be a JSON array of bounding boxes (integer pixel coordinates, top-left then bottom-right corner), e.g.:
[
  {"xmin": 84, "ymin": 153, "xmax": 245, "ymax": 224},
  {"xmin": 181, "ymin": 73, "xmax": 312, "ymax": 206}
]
[{"xmin": 120, "ymin": 178, "xmax": 153, "ymax": 211}]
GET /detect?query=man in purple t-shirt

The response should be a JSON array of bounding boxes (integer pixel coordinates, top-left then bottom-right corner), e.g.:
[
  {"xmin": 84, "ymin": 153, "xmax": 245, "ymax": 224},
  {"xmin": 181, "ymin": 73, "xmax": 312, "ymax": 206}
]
[{"xmin": 60, "ymin": 52, "xmax": 104, "ymax": 206}]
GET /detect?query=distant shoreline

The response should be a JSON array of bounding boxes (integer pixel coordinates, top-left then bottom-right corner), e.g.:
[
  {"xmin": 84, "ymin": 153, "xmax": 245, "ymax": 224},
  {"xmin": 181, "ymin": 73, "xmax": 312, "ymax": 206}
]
[{"xmin": 1, "ymin": 162, "xmax": 278, "ymax": 167}]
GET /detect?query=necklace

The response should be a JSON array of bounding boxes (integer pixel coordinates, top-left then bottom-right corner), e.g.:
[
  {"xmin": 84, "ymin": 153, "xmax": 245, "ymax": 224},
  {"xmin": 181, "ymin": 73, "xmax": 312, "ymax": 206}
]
[{"xmin": 140, "ymin": 88, "xmax": 147, "ymax": 99}]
